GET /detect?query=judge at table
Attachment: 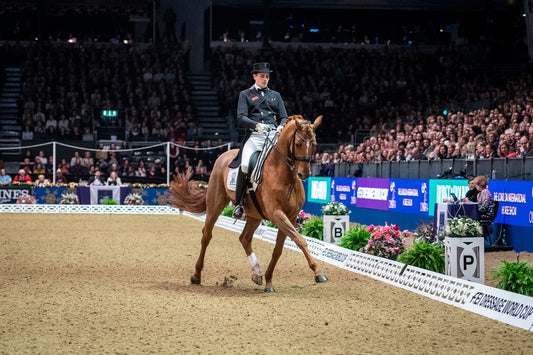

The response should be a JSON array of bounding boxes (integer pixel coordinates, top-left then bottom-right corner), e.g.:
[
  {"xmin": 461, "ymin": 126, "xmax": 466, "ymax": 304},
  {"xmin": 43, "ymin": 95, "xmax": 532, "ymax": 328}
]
[{"xmin": 106, "ymin": 171, "xmax": 122, "ymax": 186}]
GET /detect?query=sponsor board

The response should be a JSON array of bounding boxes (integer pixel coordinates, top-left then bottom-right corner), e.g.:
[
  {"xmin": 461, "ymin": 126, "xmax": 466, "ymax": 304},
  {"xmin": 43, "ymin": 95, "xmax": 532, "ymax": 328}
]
[
  {"xmin": 388, "ymin": 179, "xmax": 429, "ymax": 214},
  {"xmin": 356, "ymin": 178, "xmax": 389, "ymax": 210},
  {"xmin": 0, "ymin": 187, "xmax": 33, "ymax": 204},
  {"xmin": 307, "ymin": 177, "xmax": 331, "ymax": 204}
]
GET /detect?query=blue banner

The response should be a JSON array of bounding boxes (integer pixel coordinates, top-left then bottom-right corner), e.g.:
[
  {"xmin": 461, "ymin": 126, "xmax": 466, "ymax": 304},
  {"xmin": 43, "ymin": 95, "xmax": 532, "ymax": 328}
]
[
  {"xmin": 489, "ymin": 180, "xmax": 532, "ymax": 227},
  {"xmin": 330, "ymin": 178, "xmax": 357, "ymax": 206},
  {"xmin": 388, "ymin": 179, "xmax": 430, "ymax": 215}
]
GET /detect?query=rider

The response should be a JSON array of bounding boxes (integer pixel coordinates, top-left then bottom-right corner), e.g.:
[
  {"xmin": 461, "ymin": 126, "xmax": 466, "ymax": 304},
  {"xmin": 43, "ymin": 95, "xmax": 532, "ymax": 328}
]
[{"xmin": 231, "ymin": 62, "xmax": 288, "ymax": 219}]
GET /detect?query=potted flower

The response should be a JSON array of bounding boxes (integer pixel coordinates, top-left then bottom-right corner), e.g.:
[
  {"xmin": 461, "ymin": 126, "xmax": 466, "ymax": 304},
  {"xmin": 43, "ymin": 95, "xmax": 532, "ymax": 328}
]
[
  {"xmin": 322, "ymin": 201, "xmax": 350, "ymax": 244},
  {"xmin": 16, "ymin": 194, "xmax": 36, "ymax": 204},
  {"xmin": 124, "ymin": 193, "xmax": 145, "ymax": 205},
  {"xmin": 444, "ymin": 216, "xmax": 485, "ymax": 284},
  {"xmin": 361, "ymin": 223, "xmax": 409, "ymax": 260},
  {"xmin": 322, "ymin": 201, "xmax": 349, "ymax": 215},
  {"xmin": 60, "ymin": 192, "xmax": 79, "ymax": 205}
]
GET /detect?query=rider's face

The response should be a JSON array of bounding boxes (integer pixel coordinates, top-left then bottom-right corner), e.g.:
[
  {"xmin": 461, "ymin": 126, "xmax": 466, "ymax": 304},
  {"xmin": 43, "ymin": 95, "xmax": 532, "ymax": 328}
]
[{"xmin": 253, "ymin": 73, "xmax": 270, "ymax": 89}]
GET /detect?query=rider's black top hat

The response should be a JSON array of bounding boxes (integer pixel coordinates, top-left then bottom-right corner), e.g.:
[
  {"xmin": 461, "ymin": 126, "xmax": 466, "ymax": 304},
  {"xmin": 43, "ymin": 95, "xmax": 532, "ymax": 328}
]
[{"xmin": 251, "ymin": 62, "xmax": 272, "ymax": 74}]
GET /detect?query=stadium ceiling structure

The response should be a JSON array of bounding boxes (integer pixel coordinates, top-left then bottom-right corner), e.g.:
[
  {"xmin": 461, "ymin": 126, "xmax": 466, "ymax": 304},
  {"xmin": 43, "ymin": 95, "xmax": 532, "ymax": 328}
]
[{"xmin": 212, "ymin": 0, "xmax": 511, "ymax": 11}]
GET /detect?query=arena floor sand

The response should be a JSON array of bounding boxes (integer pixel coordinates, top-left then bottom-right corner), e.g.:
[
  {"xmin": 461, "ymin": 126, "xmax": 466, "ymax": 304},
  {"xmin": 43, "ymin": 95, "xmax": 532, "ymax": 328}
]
[{"xmin": 0, "ymin": 214, "xmax": 532, "ymax": 354}]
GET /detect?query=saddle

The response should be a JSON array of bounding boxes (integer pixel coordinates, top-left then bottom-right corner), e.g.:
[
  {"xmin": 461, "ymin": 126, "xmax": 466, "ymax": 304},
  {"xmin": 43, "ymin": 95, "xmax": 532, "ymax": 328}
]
[{"xmin": 226, "ymin": 133, "xmax": 278, "ymax": 192}]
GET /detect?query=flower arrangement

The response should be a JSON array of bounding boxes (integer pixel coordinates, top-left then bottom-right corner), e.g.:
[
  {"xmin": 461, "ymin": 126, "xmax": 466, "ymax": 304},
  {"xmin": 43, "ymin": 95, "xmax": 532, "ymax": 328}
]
[
  {"xmin": 445, "ymin": 216, "xmax": 482, "ymax": 238},
  {"xmin": 60, "ymin": 192, "xmax": 79, "ymax": 205},
  {"xmin": 16, "ymin": 194, "xmax": 37, "ymax": 204},
  {"xmin": 361, "ymin": 223, "xmax": 410, "ymax": 259},
  {"xmin": 297, "ymin": 210, "xmax": 312, "ymax": 228},
  {"xmin": 124, "ymin": 193, "xmax": 145, "ymax": 205},
  {"xmin": 322, "ymin": 201, "xmax": 349, "ymax": 215},
  {"xmin": 414, "ymin": 221, "xmax": 435, "ymax": 243}
]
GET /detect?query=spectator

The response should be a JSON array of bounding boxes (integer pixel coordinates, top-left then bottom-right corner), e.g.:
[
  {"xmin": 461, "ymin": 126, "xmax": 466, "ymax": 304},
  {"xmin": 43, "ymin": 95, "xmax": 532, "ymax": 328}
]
[
  {"xmin": 0, "ymin": 169, "xmax": 12, "ymax": 184},
  {"xmin": 35, "ymin": 174, "xmax": 50, "ymax": 186},
  {"xmin": 13, "ymin": 169, "xmax": 32, "ymax": 183},
  {"xmin": 55, "ymin": 169, "xmax": 67, "ymax": 184}
]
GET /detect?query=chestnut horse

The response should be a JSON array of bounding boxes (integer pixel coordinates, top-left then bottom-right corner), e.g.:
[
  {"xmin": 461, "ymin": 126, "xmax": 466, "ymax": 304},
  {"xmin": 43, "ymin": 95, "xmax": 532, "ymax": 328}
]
[{"xmin": 169, "ymin": 115, "xmax": 327, "ymax": 292}]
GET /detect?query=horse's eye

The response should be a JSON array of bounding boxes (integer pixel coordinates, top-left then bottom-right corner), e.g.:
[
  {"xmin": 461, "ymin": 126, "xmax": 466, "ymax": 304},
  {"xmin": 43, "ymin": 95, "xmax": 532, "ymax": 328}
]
[{"xmin": 295, "ymin": 143, "xmax": 302, "ymax": 148}]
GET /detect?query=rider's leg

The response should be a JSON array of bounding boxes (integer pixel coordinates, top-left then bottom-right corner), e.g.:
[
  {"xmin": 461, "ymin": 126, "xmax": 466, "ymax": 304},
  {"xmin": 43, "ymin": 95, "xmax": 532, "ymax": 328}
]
[{"xmin": 233, "ymin": 137, "xmax": 256, "ymax": 219}]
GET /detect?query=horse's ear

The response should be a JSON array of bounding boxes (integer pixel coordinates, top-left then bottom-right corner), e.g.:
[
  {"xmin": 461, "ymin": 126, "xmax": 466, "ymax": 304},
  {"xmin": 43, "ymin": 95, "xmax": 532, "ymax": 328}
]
[
  {"xmin": 295, "ymin": 117, "xmax": 303, "ymax": 130},
  {"xmin": 313, "ymin": 115, "xmax": 323, "ymax": 129}
]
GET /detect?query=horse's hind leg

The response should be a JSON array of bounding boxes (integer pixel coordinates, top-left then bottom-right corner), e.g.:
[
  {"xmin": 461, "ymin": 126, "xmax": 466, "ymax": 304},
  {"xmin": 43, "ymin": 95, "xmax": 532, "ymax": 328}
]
[
  {"xmin": 239, "ymin": 217, "xmax": 263, "ymax": 285},
  {"xmin": 191, "ymin": 192, "xmax": 229, "ymax": 285}
]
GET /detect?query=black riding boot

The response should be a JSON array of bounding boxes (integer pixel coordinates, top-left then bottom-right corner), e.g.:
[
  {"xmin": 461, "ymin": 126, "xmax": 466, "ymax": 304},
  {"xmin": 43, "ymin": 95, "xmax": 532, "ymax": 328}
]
[{"xmin": 232, "ymin": 169, "xmax": 248, "ymax": 219}]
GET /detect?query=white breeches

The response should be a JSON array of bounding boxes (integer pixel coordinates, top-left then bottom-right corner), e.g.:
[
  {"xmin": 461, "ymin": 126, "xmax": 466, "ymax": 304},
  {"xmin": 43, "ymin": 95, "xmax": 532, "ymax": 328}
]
[{"xmin": 241, "ymin": 130, "xmax": 276, "ymax": 174}]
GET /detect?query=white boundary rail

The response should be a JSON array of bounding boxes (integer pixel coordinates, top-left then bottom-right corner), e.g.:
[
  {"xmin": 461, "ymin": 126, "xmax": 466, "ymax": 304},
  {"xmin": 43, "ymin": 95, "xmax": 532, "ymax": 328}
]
[{"xmin": 2, "ymin": 204, "xmax": 532, "ymax": 331}]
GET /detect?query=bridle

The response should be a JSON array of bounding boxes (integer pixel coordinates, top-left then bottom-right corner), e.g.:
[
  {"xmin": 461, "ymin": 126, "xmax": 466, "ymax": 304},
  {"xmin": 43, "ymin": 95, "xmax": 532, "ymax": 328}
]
[{"xmin": 270, "ymin": 124, "xmax": 315, "ymax": 170}]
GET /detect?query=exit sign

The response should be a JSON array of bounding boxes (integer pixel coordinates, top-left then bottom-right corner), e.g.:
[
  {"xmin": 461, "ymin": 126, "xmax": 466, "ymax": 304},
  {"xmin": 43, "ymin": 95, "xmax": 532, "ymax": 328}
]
[{"xmin": 102, "ymin": 110, "xmax": 118, "ymax": 117}]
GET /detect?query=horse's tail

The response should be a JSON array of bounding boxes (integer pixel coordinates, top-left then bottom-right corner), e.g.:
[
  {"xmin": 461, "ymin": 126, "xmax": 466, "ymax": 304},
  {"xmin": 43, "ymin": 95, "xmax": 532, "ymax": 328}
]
[{"xmin": 169, "ymin": 172, "xmax": 207, "ymax": 214}]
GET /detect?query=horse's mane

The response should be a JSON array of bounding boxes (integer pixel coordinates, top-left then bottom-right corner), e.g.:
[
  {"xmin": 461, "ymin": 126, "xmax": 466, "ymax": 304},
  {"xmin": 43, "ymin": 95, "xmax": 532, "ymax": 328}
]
[{"xmin": 281, "ymin": 115, "xmax": 315, "ymax": 140}]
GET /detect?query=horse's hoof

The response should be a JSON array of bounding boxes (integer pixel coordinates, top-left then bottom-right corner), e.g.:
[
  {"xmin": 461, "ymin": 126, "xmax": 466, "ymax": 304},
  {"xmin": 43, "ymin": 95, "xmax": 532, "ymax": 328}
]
[
  {"xmin": 264, "ymin": 287, "xmax": 276, "ymax": 293},
  {"xmin": 190, "ymin": 275, "xmax": 201, "ymax": 285},
  {"xmin": 315, "ymin": 274, "xmax": 328, "ymax": 283},
  {"xmin": 251, "ymin": 274, "xmax": 263, "ymax": 285}
]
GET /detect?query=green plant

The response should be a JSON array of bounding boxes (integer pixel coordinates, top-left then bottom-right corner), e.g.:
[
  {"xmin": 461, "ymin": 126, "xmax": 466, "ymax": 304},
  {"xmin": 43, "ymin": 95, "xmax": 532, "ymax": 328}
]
[
  {"xmin": 262, "ymin": 220, "xmax": 278, "ymax": 228},
  {"xmin": 493, "ymin": 260, "xmax": 533, "ymax": 296},
  {"xmin": 322, "ymin": 201, "xmax": 349, "ymax": 215},
  {"xmin": 221, "ymin": 203, "xmax": 234, "ymax": 217},
  {"xmin": 300, "ymin": 215, "xmax": 323, "ymax": 240},
  {"xmin": 397, "ymin": 242, "xmax": 445, "ymax": 273},
  {"xmin": 338, "ymin": 225, "xmax": 371, "ymax": 251},
  {"xmin": 101, "ymin": 196, "xmax": 118, "ymax": 205}
]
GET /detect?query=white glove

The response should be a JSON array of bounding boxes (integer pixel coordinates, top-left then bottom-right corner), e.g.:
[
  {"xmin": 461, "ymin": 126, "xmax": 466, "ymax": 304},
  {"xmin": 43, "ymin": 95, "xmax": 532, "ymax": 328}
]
[
  {"xmin": 276, "ymin": 125, "xmax": 283, "ymax": 133},
  {"xmin": 255, "ymin": 123, "xmax": 270, "ymax": 134}
]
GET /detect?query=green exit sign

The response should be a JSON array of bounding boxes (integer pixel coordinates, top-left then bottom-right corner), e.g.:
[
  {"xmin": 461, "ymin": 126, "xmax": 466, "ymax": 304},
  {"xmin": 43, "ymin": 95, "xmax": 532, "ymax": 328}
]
[{"xmin": 102, "ymin": 110, "xmax": 118, "ymax": 117}]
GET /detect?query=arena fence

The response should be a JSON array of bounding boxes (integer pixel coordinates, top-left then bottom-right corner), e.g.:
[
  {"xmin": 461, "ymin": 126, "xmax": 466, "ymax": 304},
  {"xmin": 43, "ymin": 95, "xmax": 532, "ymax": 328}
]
[{"xmin": 2, "ymin": 204, "xmax": 532, "ymax": 331}]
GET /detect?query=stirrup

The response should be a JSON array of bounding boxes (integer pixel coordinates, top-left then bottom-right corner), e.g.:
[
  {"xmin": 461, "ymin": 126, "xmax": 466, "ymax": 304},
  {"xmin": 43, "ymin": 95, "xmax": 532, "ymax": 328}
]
[{"xmin": 232, "ymin": 205, "xmax": 244, "ymax": 219}]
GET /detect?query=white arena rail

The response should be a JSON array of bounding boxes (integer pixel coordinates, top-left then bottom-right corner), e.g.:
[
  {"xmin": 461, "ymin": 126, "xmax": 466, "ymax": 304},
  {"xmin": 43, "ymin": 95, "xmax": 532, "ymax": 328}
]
[{"xmin": 2, "ymin": 204, "xmax": 532, "ymax": 331}]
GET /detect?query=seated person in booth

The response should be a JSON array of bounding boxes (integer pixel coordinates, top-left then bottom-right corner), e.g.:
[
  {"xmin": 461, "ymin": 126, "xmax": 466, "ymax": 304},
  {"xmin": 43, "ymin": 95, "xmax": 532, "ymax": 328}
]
[
  {"xmin": 0, "ymin": 168, "xmax": 12, "ymax": 184},
  {"xmin": 89, "ymin": 170, "xmax": 105, "ymax": 186},
  {"xmin": 471, "ymin": 175, "xmax": 497, "ymax": 238},
  {"xmin": 462, "ymin": 177, "xmax": 480, "ymax": 203},
  {"xmin": 106, "ymin": 171, "xmax": 122, "ymax": 186},
  {"xmin": 55, "ymin": 169, "xmax": 67, "ymax": 184},
  {"xmin": 13, "ymin": 169, "xmax": 32, "ymax": 183},
  {"xmin": 35, "ymin": 174, "xmax": 50, "ymax": 185}
]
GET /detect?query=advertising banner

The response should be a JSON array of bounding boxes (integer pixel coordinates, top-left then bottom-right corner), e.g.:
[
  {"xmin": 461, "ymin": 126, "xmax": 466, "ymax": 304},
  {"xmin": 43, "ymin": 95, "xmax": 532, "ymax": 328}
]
[
  {"xmin": 428, "ymin": 179, "xmax": 470, "ymax": 216},
  {"xmin": 490, "ymin": 180, "xmax": 533, "ymax": 227},
  {"xmin": 356, "ymin": 178, "xmax": 389, "ymax": 210},
  {"xmin": 307, "ymin": 177, "xmax": 331, "ymax": 204},
  {"xmin": 330, "ymin": 177, "xmax": 357, "ymax": 206},
  {"xmin": 0, "ymin": 186, "xmax": 33, "ymax": 204},
  {"xmin": 388, "ymin": 179, "xmax": 429, "ymax": 215}
]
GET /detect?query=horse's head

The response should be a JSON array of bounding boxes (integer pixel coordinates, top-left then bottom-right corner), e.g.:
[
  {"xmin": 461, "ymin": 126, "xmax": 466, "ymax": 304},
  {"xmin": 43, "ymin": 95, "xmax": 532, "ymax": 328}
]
[{"xmin": 280, "ymin": 115, "xmax": 322, "ymax": 181}]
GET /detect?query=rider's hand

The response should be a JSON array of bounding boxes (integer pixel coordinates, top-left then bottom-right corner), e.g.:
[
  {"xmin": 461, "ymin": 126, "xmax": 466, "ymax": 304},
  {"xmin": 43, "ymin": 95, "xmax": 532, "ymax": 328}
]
[
  {"xmin": 255, "ymin": 123, "xmax": 270, "ymax": 134},
  {"xmin": 276, "ymin": 125, "xmax": 283, "ymax": 133}
]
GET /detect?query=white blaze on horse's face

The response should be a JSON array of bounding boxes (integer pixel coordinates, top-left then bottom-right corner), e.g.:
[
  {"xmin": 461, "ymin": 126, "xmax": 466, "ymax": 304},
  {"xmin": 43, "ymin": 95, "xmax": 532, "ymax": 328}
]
[{"xmin": 294, "ymin": 118, "xmax": 319, "ymax": 181}]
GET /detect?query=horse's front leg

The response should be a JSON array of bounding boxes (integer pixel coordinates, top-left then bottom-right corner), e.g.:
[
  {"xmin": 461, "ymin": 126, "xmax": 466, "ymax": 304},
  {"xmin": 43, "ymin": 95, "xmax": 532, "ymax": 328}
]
[
  {"xmin": 239, "ymin": 217, "xmax": 263, "ymax": 285},
  {"xmin": 271, "ymin": 210, "xmax": 328, "ymax": 285}
]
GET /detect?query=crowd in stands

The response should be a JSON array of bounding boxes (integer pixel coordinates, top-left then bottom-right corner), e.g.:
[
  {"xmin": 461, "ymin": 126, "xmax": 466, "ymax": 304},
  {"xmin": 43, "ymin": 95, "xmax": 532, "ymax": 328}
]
[
  {"xmin": 5, "ymin": 33, "xmax": 533, "ymax": 183},
  {"xmin": 211, "ymin": 44, "xmax": 533, "ymax": 177},
  {"xmin": 16, "ymin": 41, "xmax": 195, "ymax": 143}
]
